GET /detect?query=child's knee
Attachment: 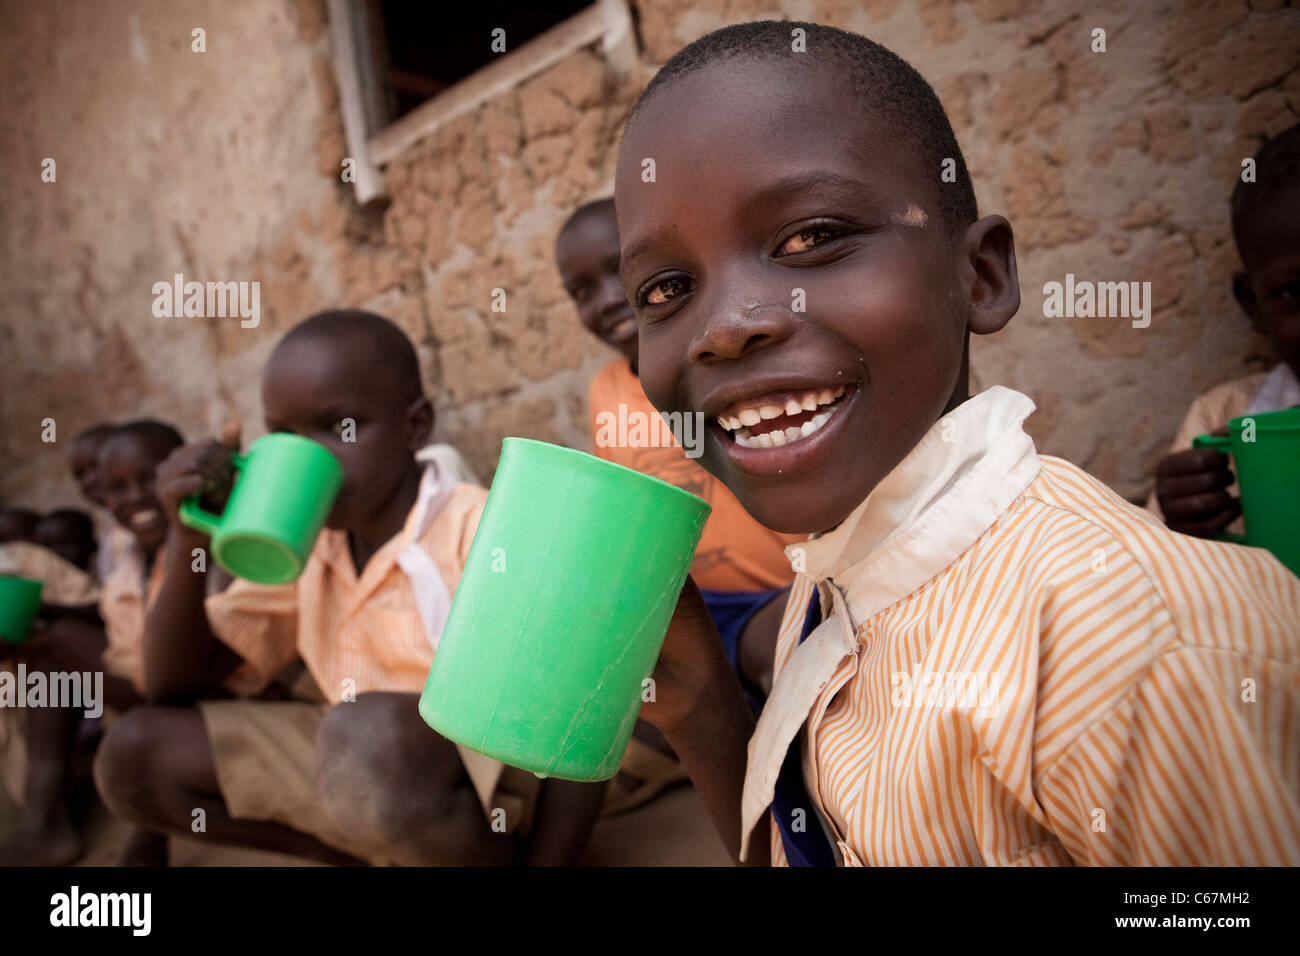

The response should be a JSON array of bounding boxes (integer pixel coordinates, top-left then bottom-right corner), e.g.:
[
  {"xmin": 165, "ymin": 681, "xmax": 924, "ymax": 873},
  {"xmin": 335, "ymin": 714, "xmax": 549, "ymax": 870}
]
[
  {"xmin": 316, "ymin": 694, "xmax": 499, "ymax": 863},
  {"xmin": 93, "ymin": 707, "xmax": 164, "ymax": 820}
]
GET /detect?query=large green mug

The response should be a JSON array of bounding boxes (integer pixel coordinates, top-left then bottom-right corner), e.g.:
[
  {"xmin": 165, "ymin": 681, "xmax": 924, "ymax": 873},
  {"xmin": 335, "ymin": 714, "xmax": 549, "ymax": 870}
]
[
  {"xmin": 1192, "ymin": 407, "xmax": 1300, "ymax": 577},
  {"xmin": 0, "ymin": 576, "xmax": 44, "ymax": 644},
  {"xmin": 178, "ymin": 433, "xmax": 344, "ymax": 585},
  {"xmin": 419, "ymin": 438, "xmax": 711, "ymax": 781}
]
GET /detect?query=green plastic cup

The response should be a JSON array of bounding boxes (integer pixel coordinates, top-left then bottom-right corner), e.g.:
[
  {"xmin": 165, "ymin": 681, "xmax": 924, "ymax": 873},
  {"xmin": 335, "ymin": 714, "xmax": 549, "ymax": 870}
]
[
  {"xmin": 1193, "ymin": 406, "xmax": 1300, "ymax": 577},
  {"xmin": 419, "ymin": 438, "xmax": 711, "ymax": 781},
  {"xmin": 0, "ymin": 576, "xmax": 44, "ymax": 645},
  {"xmin": 178, "ymin": 433, "xmax": 344, "ymax": 585}
]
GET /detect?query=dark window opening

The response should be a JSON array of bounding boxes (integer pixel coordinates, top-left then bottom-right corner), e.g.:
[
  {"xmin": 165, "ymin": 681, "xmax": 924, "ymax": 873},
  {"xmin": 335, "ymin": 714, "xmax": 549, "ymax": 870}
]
[{"xmin": 372, "ymin": 1, "xmax": 595, "ymax": 121}]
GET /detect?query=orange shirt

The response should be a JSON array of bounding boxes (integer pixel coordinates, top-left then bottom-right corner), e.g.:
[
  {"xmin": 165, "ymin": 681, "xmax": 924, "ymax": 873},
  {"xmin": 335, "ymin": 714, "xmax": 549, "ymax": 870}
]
[
  {"xmin": 745, "ymin": 386, "xmax": 1300, "ymax": 866},
  {"xmin": 99, "ymin": 541, "xmax": 169, "ymax": 693},
  {"xmin": 588, "ymin": 358, "xmax": 800, "ymax": 592},
  {"xmin": 205, "ymin": 481, "xmax": 486, "ymax": 706}
]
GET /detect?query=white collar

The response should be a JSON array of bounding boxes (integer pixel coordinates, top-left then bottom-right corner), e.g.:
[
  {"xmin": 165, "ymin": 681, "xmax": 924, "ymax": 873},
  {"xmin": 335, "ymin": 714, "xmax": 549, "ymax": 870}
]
[{"xmin": 1246, "ymin": 363, "xmax": 1300, "ymax": 416}]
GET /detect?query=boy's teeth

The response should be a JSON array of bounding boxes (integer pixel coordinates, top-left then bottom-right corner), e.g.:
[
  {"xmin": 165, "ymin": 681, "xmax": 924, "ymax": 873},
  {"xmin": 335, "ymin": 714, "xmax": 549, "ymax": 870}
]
[{"xmin": 718, "ymin": 384, "xmax": 853, "ymax": 448}]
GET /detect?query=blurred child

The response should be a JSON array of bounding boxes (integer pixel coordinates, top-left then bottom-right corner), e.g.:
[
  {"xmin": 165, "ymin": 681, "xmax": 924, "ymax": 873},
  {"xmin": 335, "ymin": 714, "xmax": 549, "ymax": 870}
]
[
  {"xmin": 32, "ymin": 509, "xmax": 96, "ymax": 573},
  {"xmin": 0, "ymin": 421, "xmax": 182, "ymax": 865},
  {"xmin": 0, "ymin": 508, "xmax": 39, "ymax": 544},
  {"xmin": 616, "ymin": 21, "xmax": 1300, "ymax": 866},
  {"xmin": 95, "ymin": 310, "xmax": 603, "ymax": 866},
  {"xmin": 68, "ymin": 424, "xmax": 133, "ymax": 584},
  {"xmin": 1150, "ymin": 122, "xmax": 1300, "ymax": 538}
]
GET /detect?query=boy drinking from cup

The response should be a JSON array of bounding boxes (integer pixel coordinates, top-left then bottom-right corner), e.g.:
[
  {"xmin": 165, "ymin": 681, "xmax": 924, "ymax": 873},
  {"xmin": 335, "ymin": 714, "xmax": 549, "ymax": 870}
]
[
  {"xmin": 616, "ymin": 21, "xmax": 1300, "ymax": 866},
  {"xmin": 1150, "ymin": 122, "xmax": 1300, "ymax": 538},
  {"xmin": 95, "ymin": 310, "xmax": 602, "ymax": 865}
]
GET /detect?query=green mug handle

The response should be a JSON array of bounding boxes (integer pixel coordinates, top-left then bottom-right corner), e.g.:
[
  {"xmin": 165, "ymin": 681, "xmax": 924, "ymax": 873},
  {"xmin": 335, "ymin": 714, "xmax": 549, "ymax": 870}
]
[
  {"xmin": 1189, "ymin": 433, "xmax": 1247, "ymax": 545},
  {"xmin": 177, "ymin": 450, "xmax": 248, "ymax": 537}
]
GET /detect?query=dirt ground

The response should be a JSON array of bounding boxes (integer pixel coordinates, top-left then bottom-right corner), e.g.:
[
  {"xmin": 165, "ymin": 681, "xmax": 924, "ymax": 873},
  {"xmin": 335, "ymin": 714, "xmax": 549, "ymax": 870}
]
[{"xmin": 0, "ymin": 771, "xmax": 731, "ymax": 867}]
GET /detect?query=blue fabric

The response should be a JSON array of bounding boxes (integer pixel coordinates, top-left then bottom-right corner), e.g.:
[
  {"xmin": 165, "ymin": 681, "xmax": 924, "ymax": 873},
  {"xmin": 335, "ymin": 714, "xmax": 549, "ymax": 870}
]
[
  {"xmin": 769, "ymin": 588, "xmax": 838, "ymax": 866},
  {"xmin": 700, "ymin": 586, "xmax": 788, "ymax": 712}
]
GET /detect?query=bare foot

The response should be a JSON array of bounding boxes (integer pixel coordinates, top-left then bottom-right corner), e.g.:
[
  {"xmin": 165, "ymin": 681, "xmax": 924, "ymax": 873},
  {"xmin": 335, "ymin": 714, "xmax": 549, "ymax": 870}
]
[
  {"xmin": 0, "ymin": 816, "xmax": 83, "ymax": 866},
  {"xmin": 117, "ymin": 827, "xmax": 168, "ymax": 866}
]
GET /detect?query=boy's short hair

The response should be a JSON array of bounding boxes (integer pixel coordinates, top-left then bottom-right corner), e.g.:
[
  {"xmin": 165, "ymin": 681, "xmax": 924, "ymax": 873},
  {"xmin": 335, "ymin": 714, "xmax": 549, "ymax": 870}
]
[
  {"xmin": 73, "ymin": 423, "xmax": 116, "ymax": 446},
  {"xmin": 275, "ymin": 309, "xmax": 424, "ymax": 404},
  {"xmin": 38, "ymin": 509, "xmax": 94, "ymax": 537},
  {"xmin": 629, "ymin": 20, "xmax": 978, "ymax": 235},
  {"xmin": 104, "ymin": 420, "xmax": 184, "ymax": 455},
  {"xmin": 1231, "ymin": 122, "xmax": 1300, "ymax": 246},
  {"xmin": 557, "ymin": 197, "xmax": 616, "ymax": 242}
]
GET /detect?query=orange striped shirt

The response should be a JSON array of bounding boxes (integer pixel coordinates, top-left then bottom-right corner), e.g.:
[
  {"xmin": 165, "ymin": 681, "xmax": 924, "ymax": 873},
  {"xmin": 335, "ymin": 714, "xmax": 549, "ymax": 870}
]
[
  {"xmin": 206, "ymin": 481, "xmax": 487, "ymax": 706},
  {"xmin": 744, "ymin": 386, "xmax": 1300, "ymax": 866}
]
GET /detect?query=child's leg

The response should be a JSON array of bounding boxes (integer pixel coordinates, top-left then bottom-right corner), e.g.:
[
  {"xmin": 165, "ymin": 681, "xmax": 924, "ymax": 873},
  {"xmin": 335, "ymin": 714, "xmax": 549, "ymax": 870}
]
[
  {"xmin": 0, "ymin": 702, "xmax": 81, "ymax": 865},
  {"xmin": 315, "ymin": 692, "xmax": 515, "ymax": 866},
  {"xmin": 0, "ymin": 617, "xmax": 125, "ymax": 865},
  {"xmin": 94, "ymin": 705, "xmax": 363, "ymax": 865}
]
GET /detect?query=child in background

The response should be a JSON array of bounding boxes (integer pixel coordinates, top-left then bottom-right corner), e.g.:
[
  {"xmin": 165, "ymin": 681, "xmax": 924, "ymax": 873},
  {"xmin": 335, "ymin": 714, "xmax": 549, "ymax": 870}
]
[
  {"xmin": 616, "ymin": 21, "xmax": 1300, "ymax": 866},
  {"xmin": 32, "ymin": 509, "xmax": 97, "ymax": 573},
  {"xmin": 0, "ymin": 421, "xmax": 183, "ymax": 865},
  {"xmin": 0, "ymin": 509, "xmax": 39, "ymax": 544},
  {"xmin": 69, "ymin": 424, "xmax": 134, "ymax": 584},
  {"xmin": 1151, "ymin": 122, "xmax": 1300, "ymax": 538},
  {"xmin": 558, "ymin": 198, "xmax": 799, "ymax": 704},
  {"xmin": 95, "ymin": 310, "xmax": 603, "ymax": 866}
]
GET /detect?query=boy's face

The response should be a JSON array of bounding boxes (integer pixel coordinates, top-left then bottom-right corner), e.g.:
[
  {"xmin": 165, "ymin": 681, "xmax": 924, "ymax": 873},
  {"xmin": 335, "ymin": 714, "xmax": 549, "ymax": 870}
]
[
  {"xmin": 70, "ymin": 434, "xmax": 108, "ymax": 506},
  {"xmin": 1235, "ymin": 190, "xmax": 1300, "ymax": 377},
  {"xmin": 557, "ymin": 207, "xmax": 639, "ymax": 367},
  {"xmin": 100, "ymin": 435, "xmax": 174, "ymax": 551},
  {"xmin": 262, "ymin": 337, "xmax": 429, "ymax": 532},
  {"xmin": 617, "ymin": 58, "xmax": 998, "ymax": 534},
  {"xmin": 33, "ymin": 516, "xmax": 94, "ymax": 571}
]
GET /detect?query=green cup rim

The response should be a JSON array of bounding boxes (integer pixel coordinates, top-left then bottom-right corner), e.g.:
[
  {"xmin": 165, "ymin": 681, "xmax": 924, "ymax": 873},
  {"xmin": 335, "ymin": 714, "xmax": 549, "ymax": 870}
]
[{"xmin": 500, "ymin": 437, "xmax": 711, "ymax": 516}]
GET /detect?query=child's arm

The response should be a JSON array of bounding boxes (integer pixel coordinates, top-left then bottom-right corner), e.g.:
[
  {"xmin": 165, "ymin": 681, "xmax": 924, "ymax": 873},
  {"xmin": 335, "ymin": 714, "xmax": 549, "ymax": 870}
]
[
  {"xmin": 522, "ymin": 779, "xmax": 607, "ymax": 865},
  {"xmin": 144, "ymin": 424, "xmax": 246, "ymax": 702},
  {"xmin": 639, "ymin": 578, "xmax": 769, "ymax": 865}
]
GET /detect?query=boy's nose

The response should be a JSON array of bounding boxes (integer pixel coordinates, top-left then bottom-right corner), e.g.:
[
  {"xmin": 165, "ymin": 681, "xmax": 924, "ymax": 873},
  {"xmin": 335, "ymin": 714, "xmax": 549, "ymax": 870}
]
[{"xmin": 689, "ymin": 300, "xmax": 797, "ymax": 363}]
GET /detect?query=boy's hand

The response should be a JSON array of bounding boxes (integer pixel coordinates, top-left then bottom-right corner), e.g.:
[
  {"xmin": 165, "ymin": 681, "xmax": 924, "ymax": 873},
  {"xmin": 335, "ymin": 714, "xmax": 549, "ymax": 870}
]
[
  {"xmin": 156, "ymin": 420, "xmax": 242, "ymax": 537},
  {"xmin": 1155, "ymin": 434, "xmax": 1240, "ymax": 538},
  {"xmin": 640, "ymin": 576, "xmax": 734, "ymax": 735}
]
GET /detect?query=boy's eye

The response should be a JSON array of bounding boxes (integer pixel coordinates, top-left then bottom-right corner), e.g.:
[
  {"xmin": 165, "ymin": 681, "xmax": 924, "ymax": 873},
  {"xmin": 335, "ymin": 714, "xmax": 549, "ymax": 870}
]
[
  {"xmin": 776, "ymin": 224, "xmax": 848, "ymax": 257},
  {"xmin": 1269, "ymin": 280, "xmax": 1300, "ymax": 301},
  {"xmin": 641, "ymin": 275, "xmax": 694, "ymax": 306},
  {"xmin": 570, "ymin": 284, "xmax": 591, "ymax": 304}
]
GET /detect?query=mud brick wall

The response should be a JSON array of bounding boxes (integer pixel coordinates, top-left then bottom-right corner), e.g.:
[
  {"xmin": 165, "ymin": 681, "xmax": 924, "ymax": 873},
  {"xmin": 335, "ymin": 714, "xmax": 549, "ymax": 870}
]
[{"xmin": 3, "ymin": 0, "xmax": 1297, "ymax": 510}]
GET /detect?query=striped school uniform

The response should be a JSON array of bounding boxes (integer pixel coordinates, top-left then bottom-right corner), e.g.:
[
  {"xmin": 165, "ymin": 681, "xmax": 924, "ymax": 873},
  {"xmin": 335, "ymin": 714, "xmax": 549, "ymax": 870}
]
[{"xmin": 742, "ymin": 386, "xmax": 1300, "ymax": 866}]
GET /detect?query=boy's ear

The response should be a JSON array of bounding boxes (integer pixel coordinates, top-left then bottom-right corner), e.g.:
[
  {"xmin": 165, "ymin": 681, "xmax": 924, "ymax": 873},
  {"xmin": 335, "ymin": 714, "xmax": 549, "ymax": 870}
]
[
  {"xmin": 964, "ymin": 215, "xmax": 1019, "ymax": 336},
  {"xmin": 1231, "ymin": 271, "xmax": 1263, "ymax": 333},
  {"xmin": 404, "ymin": 397, "xmax": 435, "ymax": 451}
]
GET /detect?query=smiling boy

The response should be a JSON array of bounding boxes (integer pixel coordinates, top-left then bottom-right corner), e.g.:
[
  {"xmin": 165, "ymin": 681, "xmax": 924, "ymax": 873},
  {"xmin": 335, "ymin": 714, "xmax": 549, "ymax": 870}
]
[{"xmin": 618, "ymin": 22, "xmax": 1300, "ymax": 866}]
